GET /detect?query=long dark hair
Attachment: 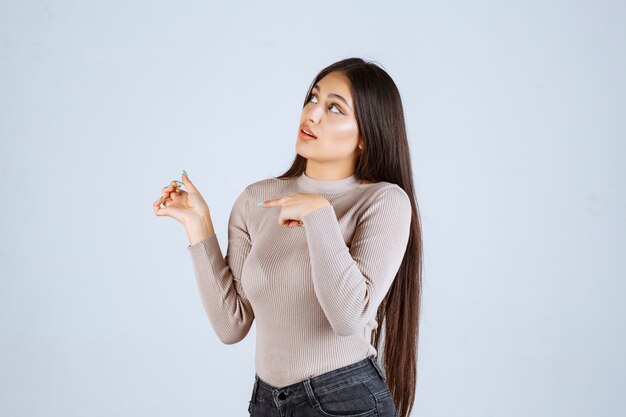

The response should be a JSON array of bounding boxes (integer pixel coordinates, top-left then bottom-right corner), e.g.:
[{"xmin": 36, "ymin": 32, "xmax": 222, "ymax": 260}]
[{"xmin": 274, "ymin": 57, "xmax": 423, "ymax": 417}]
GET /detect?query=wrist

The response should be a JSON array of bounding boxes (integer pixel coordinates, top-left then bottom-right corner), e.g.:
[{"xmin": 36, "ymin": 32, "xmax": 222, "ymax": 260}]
[
  {"xmin": 304, "ymin": 199, "xmax": 331, "ymax": 218},
  {"xmin": 184, "ymin": 216, "xmax": 215, "ymax": 246}
]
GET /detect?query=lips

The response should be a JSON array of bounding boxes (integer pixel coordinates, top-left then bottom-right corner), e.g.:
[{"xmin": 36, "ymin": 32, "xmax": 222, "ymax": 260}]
[{"xmin": 299, "ymin": 124, "xmax": 317, "ymax": 139}]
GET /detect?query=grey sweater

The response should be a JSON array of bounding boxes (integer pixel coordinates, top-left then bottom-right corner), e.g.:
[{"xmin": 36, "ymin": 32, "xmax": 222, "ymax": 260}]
[{"xmin": 187, "ymin": 172, "xmax": 412, "ymax": 388}]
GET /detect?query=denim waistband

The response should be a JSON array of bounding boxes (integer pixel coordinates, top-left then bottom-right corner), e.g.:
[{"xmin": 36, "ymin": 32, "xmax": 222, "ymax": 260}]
[{"xmin": 251, "ymin": 355, "xmax": 387, "ymax": 409}]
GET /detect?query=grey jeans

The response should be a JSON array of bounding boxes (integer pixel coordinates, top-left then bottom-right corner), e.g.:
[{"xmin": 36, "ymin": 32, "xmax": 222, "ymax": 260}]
[{"xmin": 248, "ymin": 355, "xmax": 398, "ymax": 417}]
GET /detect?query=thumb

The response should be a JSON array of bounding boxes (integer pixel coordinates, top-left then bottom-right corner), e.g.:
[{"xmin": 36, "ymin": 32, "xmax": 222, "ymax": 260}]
[{"xmin": 181, "ymin": 170, "xmax": 198, "ymax": 192}]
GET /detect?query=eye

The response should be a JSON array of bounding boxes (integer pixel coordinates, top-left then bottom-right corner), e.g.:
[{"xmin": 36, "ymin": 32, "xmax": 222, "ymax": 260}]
[
  {"xmin": 329, "ymin": 103, "xmax": 342, "ymax": 114},
  {"xmin": 308, "ymin": 94, "xmax": 343, "ymax": 115}
]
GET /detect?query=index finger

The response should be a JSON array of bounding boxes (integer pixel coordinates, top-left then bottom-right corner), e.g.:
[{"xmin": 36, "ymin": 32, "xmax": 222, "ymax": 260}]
[{"xmin": 259, "ymin": 197, "xmax": 283, "ymax": 207}]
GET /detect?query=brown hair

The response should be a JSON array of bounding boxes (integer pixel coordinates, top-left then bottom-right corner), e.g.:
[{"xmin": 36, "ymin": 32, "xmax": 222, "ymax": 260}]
[{"xmin": 274, "ymin": 57, "xmax": 424, "ymax": 417}]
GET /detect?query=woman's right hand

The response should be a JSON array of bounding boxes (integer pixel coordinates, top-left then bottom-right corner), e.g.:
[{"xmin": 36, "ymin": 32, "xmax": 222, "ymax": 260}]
[{"xmin": 153, "ymin": 172, "xmax": 211, "ymax": 227}]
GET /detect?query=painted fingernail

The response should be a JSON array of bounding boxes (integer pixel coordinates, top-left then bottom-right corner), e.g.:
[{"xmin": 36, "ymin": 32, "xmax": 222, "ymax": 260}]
[
  {"xmin": 257, "ymin": 201, "xmax": 265, "ymax": 206},
  {"xmin": 175, "ymin": 181, "xmax": 184, "ymax": 186},
  {"xmin": 183, "ymin": 169, "xmax": 188, "ymax": 177}
]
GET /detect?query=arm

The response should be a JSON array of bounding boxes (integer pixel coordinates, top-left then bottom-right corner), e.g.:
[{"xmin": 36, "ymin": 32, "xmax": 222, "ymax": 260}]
[
  {"xmin": 300, "ymin": 185, "xmax": 412, "ymax": 336},
  {"xmin": 186, "ymin": 188, "xmax": 254, "ymax": 344}
]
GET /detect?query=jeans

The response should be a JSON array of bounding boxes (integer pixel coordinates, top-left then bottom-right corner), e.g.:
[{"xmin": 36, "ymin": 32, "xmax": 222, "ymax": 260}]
[{"xmin": 247, "ymin": 355, "xmax": 398, "ymax": 417}]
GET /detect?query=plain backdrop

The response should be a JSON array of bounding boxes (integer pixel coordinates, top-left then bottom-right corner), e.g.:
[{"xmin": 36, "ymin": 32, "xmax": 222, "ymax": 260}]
[{"xmin": 1, "ymin": 1, "xmax": 624, "ymax": 416}]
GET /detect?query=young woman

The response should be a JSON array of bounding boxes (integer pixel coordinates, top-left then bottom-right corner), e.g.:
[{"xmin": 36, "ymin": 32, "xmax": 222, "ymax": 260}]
[{"xmin": 153, "ymin": 57, "xmax": 423, "ymax": 417}]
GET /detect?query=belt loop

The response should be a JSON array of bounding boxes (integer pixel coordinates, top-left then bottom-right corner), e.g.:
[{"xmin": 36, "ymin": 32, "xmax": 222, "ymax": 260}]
[
  {"xmin": 303, "ymin": 378, "xmax": 321, "ymax": 410},
  {"xmin": 252, "ymin": 374, "xmax": 259, "ymax": 404},
  {"xmin": 368, "ymin": 355, "xmax": 387, "ymax": 382}
]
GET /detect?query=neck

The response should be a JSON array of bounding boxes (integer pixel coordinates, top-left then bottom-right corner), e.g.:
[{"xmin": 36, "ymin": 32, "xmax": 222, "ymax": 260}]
[
  {"xmin": 304, "ymin": 161, "xmax": 357, "ymax": 181},
  {"xmin": 296, "ymin": 171, "xmax": 360, "ymax": 194}
]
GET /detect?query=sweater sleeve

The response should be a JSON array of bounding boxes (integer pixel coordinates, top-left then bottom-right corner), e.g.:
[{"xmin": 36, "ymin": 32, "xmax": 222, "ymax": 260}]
[
  {"xmin": 186, "ymin": 187, "xmax": 254, "ymax": 344},
  {"xmin": 300, "ymin": 185, "xmax": 412, "ymax": 336}
]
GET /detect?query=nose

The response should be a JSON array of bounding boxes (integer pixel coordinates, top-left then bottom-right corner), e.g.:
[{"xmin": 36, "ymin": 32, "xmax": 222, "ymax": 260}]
[{"xmin": 304, "ymin": 101, "xmax": 323, "ymax": 124}]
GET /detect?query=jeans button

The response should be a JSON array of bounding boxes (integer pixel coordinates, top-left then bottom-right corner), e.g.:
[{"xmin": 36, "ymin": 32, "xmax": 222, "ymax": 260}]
[{"xmin": 278, "ymin": 392, "xmax": 287, "ymax": 400}]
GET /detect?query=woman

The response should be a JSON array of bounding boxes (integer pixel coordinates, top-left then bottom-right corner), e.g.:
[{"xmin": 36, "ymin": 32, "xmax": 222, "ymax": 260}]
[{"xmin": 153, "ymin": 57, "xmax": 423, "ymax": 417}]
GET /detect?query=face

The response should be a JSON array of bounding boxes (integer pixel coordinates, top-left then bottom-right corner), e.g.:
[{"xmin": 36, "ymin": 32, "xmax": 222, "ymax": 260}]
[{"xmin": 296, "ymin": 71, "xmax": 363, "ymax": 167}]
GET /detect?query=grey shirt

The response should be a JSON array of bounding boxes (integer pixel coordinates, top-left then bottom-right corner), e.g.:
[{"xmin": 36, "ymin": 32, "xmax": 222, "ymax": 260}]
[{"xmin": 187, "ymin": 172, "xmax": 412, "ymax": 388}]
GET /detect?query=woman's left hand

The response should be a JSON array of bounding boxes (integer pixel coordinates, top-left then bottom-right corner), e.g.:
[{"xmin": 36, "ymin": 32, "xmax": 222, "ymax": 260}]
[{"xmin": 260, "ymin": 193, "xmax": 330, "ymax": 228}]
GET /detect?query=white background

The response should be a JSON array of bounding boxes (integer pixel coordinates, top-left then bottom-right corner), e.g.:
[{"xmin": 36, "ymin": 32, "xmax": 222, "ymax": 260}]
[{"xmin": 1, "ymin": 1, "xmax": 624, "ymax": 416}]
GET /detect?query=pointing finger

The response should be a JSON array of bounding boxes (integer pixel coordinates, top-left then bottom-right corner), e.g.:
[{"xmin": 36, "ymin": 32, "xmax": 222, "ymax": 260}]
[{"xmin": 259, "ymin": 198, "xmax": 282, "ymax": 207}]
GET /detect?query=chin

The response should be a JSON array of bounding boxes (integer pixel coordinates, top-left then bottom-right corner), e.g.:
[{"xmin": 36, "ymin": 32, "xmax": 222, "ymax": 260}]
[{"xmin": 295, "ymin": 143, "xmax": 309, "ymax": 156}]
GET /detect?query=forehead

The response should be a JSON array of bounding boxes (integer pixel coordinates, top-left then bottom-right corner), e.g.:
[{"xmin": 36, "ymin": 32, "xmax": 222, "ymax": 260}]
[{"xmin": 314, "ymin": 72, "xmax": 353, "ymax": 104}]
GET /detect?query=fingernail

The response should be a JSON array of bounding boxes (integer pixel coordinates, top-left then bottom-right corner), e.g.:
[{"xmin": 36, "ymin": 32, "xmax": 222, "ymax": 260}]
[
  {"xmin": 256, "ymin": 201, "xmax": 265, "ymax": 206},
  {"xmin": 175, "ymin": 181, "xmax": 184, "ymax": 186},
  {"xmin": 183, "ymin": 169, "xmax": 188, "ymax": 177}
]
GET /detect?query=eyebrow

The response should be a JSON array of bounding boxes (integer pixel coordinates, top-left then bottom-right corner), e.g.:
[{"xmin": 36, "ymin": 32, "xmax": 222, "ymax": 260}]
[{"xmin": 312, "ymin": 84, "xmax": 352, "ymax": 111}]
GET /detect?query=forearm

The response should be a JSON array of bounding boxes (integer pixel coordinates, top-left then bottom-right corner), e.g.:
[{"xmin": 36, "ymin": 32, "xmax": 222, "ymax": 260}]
[
  {"xmin": 301, "ymin": 206, "xmax": 372, "ymax": 335},
  {"xmin": 185, "ymin": 213, "xmax": 254, "ymax": 344},
  {"xmin": 187, "ymin": 234, "xmax": 255, "ymax": 344},
  {"xmin": 300, "ymin": 190, "xmax": 411, "ymax": 336},
  {"xmin": 184, "ymin": 187, "xmax": 255, "ymax": 345}
]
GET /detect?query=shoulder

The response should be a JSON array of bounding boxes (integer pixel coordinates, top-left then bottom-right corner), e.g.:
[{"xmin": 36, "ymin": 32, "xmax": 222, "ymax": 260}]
[
  {"xmin": 368, "ymin": 182, "xmax": 410, "ymax": 204},
  {"xmin": 358, "ymin": 182, "xmax": 412, "ymax": 220},
  {"xmin": 246, "ymin": 176, "xmax": 291, "ymax": 189},
  {"xmin": 241, "ymin": 176, "xmax": 294, "ymax": 197},
  {"xmin": 233, "ymin": 176, "xmax": 295, "ymax": 207}
]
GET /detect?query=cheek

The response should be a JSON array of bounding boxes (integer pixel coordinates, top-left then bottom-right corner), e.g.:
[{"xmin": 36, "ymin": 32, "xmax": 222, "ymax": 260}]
[
  {"xmin": 326, "ymin": 121, "xmax": 359, "ymax": 149},
  {"xmin": 330, "ymin": 121, "xmax": 359, "ymax": 138},
  {"xmin": 319, "ymin": 130, "xmax": 359, "ymax": 156}
]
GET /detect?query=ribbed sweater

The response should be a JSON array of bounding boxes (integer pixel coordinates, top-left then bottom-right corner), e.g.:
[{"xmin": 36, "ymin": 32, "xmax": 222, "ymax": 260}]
[{"xmin": 187, "ymin": 172, "xmax": 412, "ymax": 388}]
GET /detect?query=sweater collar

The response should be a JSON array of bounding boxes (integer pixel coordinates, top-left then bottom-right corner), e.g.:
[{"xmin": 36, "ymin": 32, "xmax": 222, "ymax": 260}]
[{"xmin": 296, "ymin": 172, "xmax": 360, "ymax": 194}]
